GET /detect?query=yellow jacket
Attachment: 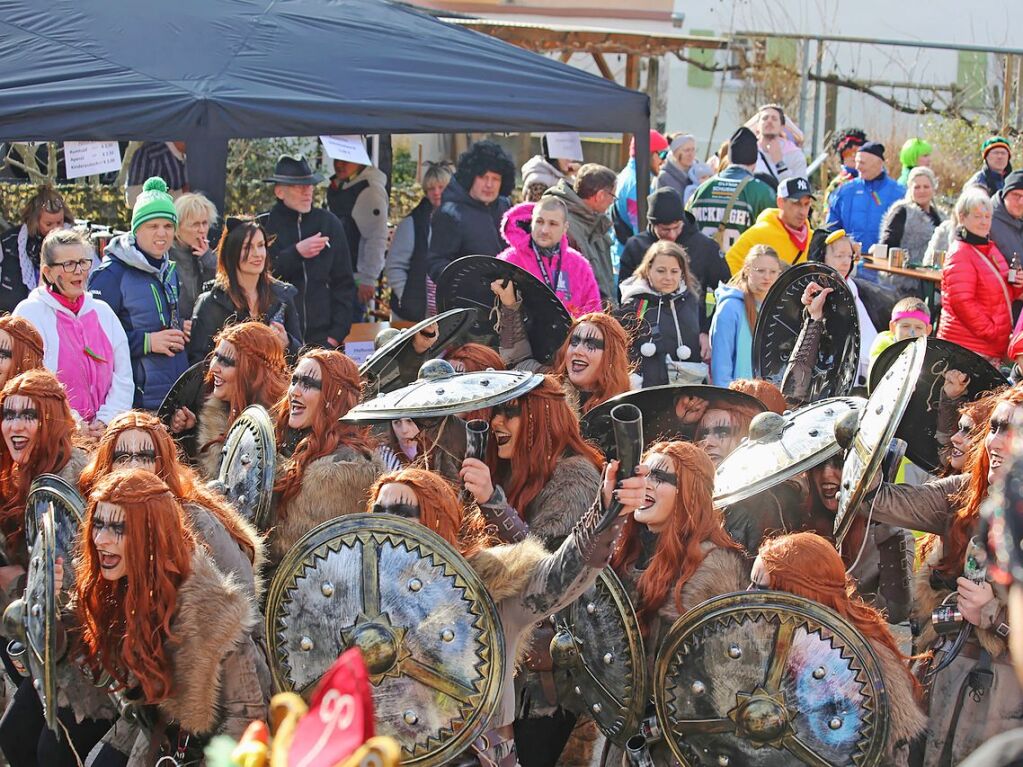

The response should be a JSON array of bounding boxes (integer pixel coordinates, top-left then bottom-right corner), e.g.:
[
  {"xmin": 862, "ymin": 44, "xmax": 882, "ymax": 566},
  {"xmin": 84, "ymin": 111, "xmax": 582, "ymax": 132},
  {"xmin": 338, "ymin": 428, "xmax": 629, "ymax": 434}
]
[{"xmin": 725, "ymin": 208, "xmax": 813, "ymax": 275}]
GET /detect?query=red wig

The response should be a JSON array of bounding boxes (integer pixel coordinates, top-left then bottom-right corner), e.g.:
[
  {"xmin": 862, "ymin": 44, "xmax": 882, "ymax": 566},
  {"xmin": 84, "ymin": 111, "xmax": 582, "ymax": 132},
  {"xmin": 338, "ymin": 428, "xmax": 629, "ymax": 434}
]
[
  {"xmin": 610, "ymin": 441, "xmax": 743, "ymax": 634},
  {"xmin": 80, "ymin": 410, "xmax": 257, "ymax": 563},
  {"xmin": 367, "ymin": 468, "xmax": 497, "ymax": 558},
  {"xmin": 728, "ymin": 378, "xmax": 786, "ymax": 415},
  {"xmin": 273, "ymin": 350, "xmax": 376, "ymax": 519},
  {"xmin": 0, "ymin": 315, "xmax": 44, "ymax": 381},
  {"xmin": 553, "ymin": 313, "xmax": 632, "ymax": 413},
  {"xmin": 445, "ymin": 343, "xmax": 505, "ymax": 373},
  {"xmin": 931, "ymin": 386, "xmax": 1023, "ymax": 577},
  {"xmin": 0, "ymin": 370, "xmax": 76, "ymax": 551},
  {"xmin": 204, "ymin": 321, "xmax": 290, "ymax": 443},
  {"xmin": 492, "ymin": 374, "xmax": 603, "ymax": 513},
  {"xmin": 759, "ymin": 531, "xmax": 921, "ymax": 698},
  {"xmin": 74, "ymin": 469, "xmax": 195, "ymax": 704}
]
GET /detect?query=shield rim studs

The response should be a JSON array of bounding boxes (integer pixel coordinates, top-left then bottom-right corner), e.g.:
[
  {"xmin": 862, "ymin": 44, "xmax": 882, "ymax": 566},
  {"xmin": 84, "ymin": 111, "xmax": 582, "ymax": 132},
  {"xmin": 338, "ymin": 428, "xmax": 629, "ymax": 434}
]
[
  {"xmin": 217, "ymin": 404, "xmax": 276, "ymax": 530},
  {"xmin": 654, "ymin": 591, "xmax": 890, "ymax": 767}
]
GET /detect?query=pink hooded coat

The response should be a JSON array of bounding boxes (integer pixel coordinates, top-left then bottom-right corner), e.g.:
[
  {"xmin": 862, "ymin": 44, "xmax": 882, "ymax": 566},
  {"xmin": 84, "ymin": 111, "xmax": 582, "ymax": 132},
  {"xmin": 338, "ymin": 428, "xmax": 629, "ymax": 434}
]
[{"xmin": 497, "ymin": 202, "xmax": 602, "ymax": 317}]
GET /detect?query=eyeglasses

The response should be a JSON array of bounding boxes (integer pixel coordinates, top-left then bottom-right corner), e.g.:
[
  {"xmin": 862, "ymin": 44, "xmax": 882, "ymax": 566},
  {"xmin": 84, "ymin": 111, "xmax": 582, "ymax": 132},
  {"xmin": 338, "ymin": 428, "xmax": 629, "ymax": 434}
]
[
  {"xmin": 751, "ymin": 267, "xmax": 781, "ymax": 277},
  {"xmin": 211, "ymin": 352, "xmax": 236, "ymax": 368},
  {"xmin": 51, "ymin": 258, "xmax": 92, "ymax": 274},
  {"xmin": 696, "ymin": 425, "xmax": 735, "ymax": 441},
  {"xmin": 1, "ymin": 407, "xmax": 38, "ymax": 423},
  {"xmin": 113, "ymin": 449, "xmax": 157, "ymax": 465},
  {"xmin": 568, "ymin": 333, "xmax": 605, "ymax": 352},
  {"xmin": 371, "ymin": 502, "xmax": 420, "ymax": 518},
  {"xmin": 291, "ymin": 373, "xmax": 322, "ymax": 392}
]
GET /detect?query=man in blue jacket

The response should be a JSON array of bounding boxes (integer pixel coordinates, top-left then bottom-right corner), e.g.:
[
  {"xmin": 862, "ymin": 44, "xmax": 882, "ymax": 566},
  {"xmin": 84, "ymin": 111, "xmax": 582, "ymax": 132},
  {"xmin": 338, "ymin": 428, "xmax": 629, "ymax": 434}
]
[
  {"xmin": 825, "ymin": 141, "xmax": 904, "ymax": 280},
  {"xmin": 88, "ymin": 177, "xmax": 188, "ymax": 410}
]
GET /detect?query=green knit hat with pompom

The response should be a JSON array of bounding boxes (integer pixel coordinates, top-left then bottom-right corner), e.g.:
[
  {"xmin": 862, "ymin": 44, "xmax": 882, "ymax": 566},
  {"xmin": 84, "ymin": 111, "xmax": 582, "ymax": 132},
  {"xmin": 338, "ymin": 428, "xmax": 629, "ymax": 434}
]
[{"xmin": 131, "ymin": 177, "xmax": 178, "ymax": 233}]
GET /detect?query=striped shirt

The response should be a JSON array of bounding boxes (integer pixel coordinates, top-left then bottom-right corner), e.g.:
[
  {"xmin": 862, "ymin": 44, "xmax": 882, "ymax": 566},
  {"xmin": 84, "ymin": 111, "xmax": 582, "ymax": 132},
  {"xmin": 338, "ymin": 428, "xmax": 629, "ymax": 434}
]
[{"xmin": 127, "ymin": 142, "xmax": 188, "ymax": 190}]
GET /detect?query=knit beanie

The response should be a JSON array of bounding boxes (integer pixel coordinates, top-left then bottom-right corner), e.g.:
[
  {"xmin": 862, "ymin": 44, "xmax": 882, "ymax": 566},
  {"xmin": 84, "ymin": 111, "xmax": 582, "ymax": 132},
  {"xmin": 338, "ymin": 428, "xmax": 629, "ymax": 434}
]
[
  {"xmin": 647, "ymin": 186, "xmax": 685, "ymax": 224},
  {"xmin": 629, "ymin": 130, "xmax": 669, "ymax": 158},
  {"xmin": 983, "ymin": 136, "xmax": 1012, "ymax": 160},
  {"xmin": 728, "ymin": 127, "xmax": 758, "ymax": 166},
  {"xmin": 132, "ymin": 177, "xmax": 178, "ymax": 233},
  {"xmin": 1003, "ymin": 169, "xmax": 1023, "ymax": 195}
]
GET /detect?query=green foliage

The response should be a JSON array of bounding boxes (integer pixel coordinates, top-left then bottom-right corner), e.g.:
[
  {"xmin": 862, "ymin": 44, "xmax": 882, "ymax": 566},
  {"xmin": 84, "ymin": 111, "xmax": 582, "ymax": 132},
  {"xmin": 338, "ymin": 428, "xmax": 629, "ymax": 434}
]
[{"xmin": 391, "ymin": 146, "xmax": 417, "ymax": 188}]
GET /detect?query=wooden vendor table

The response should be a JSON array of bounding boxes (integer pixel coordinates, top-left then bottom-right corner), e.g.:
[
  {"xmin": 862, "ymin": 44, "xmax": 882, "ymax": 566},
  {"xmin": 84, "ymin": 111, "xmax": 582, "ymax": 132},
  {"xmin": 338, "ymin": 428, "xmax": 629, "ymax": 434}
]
[
  {"xmin": 861, "ymin": 260, "xmax": 943, "ymax": 284},
  {"xmin": 342, "ymin": 321, "xmax": 415, "ymax": 365}
]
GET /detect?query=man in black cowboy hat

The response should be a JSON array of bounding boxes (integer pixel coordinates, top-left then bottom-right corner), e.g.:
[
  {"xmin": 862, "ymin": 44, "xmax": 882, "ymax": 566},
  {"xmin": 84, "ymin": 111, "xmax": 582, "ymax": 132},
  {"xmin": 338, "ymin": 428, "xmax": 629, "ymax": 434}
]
[{"xmin": 258, "ymin": 154, "xmax": 355, "ymax": 349}]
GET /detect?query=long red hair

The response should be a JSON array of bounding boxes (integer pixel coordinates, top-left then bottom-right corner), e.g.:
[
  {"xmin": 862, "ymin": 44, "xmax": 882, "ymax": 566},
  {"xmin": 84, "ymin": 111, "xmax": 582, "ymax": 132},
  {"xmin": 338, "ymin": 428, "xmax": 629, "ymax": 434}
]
[
  {"xmin": 759, "ymin": 531, "xmax": 922, "ymax": 698},
  {"xmin": 445, "ymin": 343, "xmax": 505, "ymax": 372},
  {"xmin": 931, "ymin": 386, "xmax": 1023, "ymax": 577},
  {"xmin": 553, "ymin": 313, "xmax": 632, "ymax": 413},
  {"xmin": 74, "ymin": 469, "xmax": 195, "ymax": 703},
  {"xmin": 492, "ymin": 374, "xmax": 603, "ymax": 513},
  {"xmin": 204, "ymin": 321, "xmax": 290, "ymax": 442},
  {"xmin": 0, "ymin": 370, "xmax": 76, "ymax": 552},
  {"xmin": 80, "ymin": 411, "xmax": 257, "ymax": 563},
  {"xmin": 273, "ymin": 350, "xmax": 376, "ymax": 519},
  {"xmin": 611, "ymin": 441, "xmax": 743, "ymax": 634},
  {"xmin": 728, "ymin": 378, "xmax": 786, "ymax": 415},
  {"xmin": 367, "ymin": 468, "xmax": 498, "ymax": 558},
  {"xmin": 0, "ymin": 315, "xmax": 44, "ymax": 381}
]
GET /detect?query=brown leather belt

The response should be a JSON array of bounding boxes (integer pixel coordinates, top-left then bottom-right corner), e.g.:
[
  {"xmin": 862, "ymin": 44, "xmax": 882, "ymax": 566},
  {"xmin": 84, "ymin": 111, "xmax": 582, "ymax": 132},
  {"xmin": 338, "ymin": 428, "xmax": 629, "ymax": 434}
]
[{"xmin": 472, "ymin": 724, "xmax": 517, "ymax": 767}]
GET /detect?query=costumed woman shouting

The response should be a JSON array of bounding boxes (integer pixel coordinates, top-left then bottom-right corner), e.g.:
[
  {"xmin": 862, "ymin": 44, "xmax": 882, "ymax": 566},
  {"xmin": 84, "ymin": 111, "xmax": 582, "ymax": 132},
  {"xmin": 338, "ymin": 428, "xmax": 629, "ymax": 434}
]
[
  {"xmin": 69, "ymin": 469, "xmax": 266, "ymax": 766},
  {"xmin": 271, "ymin": 349, "xmax": 384, "ymax": 564},
  {"xmin": 367, "ymin": 463, "xmax": 646, "ymax": 767}
]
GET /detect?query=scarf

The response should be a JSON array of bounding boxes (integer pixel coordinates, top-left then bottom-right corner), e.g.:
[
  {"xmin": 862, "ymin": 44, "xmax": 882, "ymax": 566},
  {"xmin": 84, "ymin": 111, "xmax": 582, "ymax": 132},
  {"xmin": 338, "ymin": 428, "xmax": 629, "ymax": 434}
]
[
  {"xmin": 47, "ymin": 285, "xmax": 84, "ymax": 314},
  {"xmin": 16, "ymin": 225, "xmax": 41, "ymax": 293},
  {"xmin": 781, "ymin": 219, "xmax": 810, "ymax": 254},
  {"xmin": 956, "ymin": 226, "xmax": 994, "ymax": 256}
]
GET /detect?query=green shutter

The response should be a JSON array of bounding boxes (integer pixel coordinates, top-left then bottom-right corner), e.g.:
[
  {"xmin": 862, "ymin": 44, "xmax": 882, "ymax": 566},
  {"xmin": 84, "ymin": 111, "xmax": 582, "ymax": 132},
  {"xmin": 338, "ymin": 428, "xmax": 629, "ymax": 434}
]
[
  {"xmin": 766, "ymin": 37, "xmax": 798, "ymax": 68},
  {"xmin": 957, "ymin": 50, "xmax": 988, "ymax": 109},
  {"xmin": 687, "ymin": 29, "xmax": 716, "ymax": 89}
]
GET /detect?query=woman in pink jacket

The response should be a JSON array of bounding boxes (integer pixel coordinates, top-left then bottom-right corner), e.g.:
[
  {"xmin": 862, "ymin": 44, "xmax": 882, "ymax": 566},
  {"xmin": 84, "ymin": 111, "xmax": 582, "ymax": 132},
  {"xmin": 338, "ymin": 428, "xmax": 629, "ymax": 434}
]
[
  {"xmin": 938, "ymin": 187, "xmax": 1023, "ymax": 363},
  {"xmin": 497, "ymin": 199, "xmax": 602, "ymax": 317}
]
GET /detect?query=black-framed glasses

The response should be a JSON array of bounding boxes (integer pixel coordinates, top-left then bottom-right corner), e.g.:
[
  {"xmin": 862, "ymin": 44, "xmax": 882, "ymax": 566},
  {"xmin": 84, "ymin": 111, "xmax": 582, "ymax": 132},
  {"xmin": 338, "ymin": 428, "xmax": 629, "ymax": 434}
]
[
  {"xmin": 291, "ymin": 373, "xmax": 322, "ymax": 391},
  {"xmin": 372, "ymin": 502, "xmax": 420, "ymax": 518},
  {"xmin": 113, "ymin": 449, "xmax": 157, "ymax": 465},
  {"xmin": 51, "ymin": 258, "xmax": 92, "ymax": 274}
]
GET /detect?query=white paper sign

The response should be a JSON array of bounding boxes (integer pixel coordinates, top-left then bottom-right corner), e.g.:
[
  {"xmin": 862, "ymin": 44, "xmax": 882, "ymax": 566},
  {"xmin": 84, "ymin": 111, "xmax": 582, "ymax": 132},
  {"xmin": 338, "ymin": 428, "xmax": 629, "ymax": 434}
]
[
  {"xmin": 544, "ymin": 132, "xmax": 584, "ymax": 161},
  {"xmin": 320, "ymin": 135, "xmax": 372, "ymax": 165},
  {"xmin": 343, "ymin": 340, "xmax": 376, "ymax": 365},
  {"xmin": 63, "ymin": 141, "xmax": 122, "ymax": 179}
]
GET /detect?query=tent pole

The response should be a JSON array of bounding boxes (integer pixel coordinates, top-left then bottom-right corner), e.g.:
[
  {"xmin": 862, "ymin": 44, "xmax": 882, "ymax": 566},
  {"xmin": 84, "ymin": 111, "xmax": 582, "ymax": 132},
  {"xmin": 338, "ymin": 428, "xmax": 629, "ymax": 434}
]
[{"xmin": 185, "ymin": 137, "xmax": 230, "ymax": 216}]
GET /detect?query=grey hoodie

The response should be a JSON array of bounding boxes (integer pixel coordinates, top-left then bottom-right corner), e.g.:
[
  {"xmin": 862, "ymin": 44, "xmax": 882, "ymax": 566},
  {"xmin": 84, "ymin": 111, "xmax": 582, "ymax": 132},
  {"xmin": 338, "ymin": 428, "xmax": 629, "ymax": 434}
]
[{"xmin": 991, "ymin": 191, "xmax": 1023, "ymax": 264}]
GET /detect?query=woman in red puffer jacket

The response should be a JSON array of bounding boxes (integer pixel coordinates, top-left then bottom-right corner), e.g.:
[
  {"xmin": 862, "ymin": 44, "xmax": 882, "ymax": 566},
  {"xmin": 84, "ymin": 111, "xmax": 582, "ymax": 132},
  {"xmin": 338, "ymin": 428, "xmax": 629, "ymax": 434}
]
[{"xmin": 938, "ymin": 187, "xmax": 1023, "ymax": 363}]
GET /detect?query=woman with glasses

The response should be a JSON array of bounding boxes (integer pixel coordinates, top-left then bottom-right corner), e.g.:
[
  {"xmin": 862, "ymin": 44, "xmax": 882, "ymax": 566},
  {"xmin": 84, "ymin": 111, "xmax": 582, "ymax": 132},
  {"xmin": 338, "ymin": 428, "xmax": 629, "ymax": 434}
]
[
  {"xmin": 604, "ymin": 440, "xmax": 745, "ymax": 766},
  {"xmin": 751, "ymin": 532, "xmax": 924, "ymax": 765},
  {"xmin": 709, "ymin": 244, "xmax": 783, "ymax": 387},
  {"xmin": 14, "ymin": 230, "xmax": 132, "ymax": 438},
  {"xmin": 170, "ymin": 321, "xmax": 289, "ymax": 478},
  {"xmin": 0, "ymin": 185, "xmax": 75, "ymax": 315},
  {"xmin": 187, "ymin": 218, "xmax": 302, "ymax": 364},
  {"xmin": 271, "ymin": 349, "xmax": 383, "ymax": 564},
  {"xmin": 366, "ymin": 464, "xmax": 644, "ymax": 767}
]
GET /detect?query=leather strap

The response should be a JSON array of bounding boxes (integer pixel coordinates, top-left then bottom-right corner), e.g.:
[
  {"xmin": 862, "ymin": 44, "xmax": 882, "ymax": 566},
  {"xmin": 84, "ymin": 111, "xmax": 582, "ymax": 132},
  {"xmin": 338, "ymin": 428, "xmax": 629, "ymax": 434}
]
[{"xmin": 938, "ymin": 649, "xmax": 993, "ymax": 766}]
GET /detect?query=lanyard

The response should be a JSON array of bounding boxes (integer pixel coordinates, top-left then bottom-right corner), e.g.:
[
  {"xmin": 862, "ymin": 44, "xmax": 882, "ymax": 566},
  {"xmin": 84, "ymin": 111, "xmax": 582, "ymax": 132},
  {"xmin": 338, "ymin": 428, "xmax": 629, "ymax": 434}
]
[{"xmin": 532, "ymin": 243, "xmax": 563, "ymax": 293}]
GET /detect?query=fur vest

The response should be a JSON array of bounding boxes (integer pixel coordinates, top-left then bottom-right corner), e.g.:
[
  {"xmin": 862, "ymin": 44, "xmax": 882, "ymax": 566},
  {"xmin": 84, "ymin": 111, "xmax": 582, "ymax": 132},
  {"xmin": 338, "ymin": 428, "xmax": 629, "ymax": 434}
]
[
  {"xmin": 522, "ymin": 455, "xmax": 601, "ymax": 545},
  {"xmin": 873, "ymin": 643, "xmax": 928, "ymax": 764},
  {"xmin": 195, "ymin": 396, "xmax": 230, "ymax": 480},
  {"xmin": 270, "ymin": 444, "xmax": 385, "ymax": 562},
  {"xmin": 883, "ymin": 199, "xmax": 941, "ymax": 263}
]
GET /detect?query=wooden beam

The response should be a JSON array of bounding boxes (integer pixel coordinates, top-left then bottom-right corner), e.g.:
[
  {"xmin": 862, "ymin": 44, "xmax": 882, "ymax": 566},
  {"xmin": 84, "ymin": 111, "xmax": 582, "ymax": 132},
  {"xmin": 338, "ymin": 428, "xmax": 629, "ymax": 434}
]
[
  {"xmin": 591, "ymin": 51, "xmax": 615, "ymax": 81},
  {"xmin": 559, "ymin": 50, "xmax": 572, "ymax": 63},
  {"xmin": 621, "ymin": 53, "xmax": 639, "ymax": 167}
]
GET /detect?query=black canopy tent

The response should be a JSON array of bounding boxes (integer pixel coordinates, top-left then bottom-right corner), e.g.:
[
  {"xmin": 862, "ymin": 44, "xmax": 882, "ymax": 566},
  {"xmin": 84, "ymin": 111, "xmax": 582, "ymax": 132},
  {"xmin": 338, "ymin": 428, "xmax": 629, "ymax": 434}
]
[{"xmin": 0, "ymin": 0, "xmax": 651, "ymax": 217}]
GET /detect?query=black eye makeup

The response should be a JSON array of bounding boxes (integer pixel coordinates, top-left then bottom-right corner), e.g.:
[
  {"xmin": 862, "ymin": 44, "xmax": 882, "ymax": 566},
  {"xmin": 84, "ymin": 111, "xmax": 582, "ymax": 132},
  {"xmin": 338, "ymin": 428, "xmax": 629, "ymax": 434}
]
[
  {"xmin": 990, "ymin": 418, "xmax": 1011, "ymax": 436},
  {"xmin": 113, "ymin": 448, "xmax": 157, "ymax": 465},
  {"xmin": 93, "ymin": 516, "xmax": 126, "ymax": 540},
  {"xmin": 291, "ymin": 373, "xmax": 323, "ymax": 391},
  {"xmin": 647, "ymin": 467, "xmax": 678, "ymax": 487},
  {"xmin": 2, "ymin": 407, "xmax": 38, "ymax": 422},
  {"xmin": 372, "ymin": 502, "xmax": 420, "ymax": 518},
  {"xmin": 212, "ymin": 351, "xmax": 237, "ymax": 368},
  {"xmin": 569, "ymin": 333, "xmax": 605, "ymax": 352},
  {"xmin": 0, "ymin": 347, "xmax": 12, "ymax": 361}
]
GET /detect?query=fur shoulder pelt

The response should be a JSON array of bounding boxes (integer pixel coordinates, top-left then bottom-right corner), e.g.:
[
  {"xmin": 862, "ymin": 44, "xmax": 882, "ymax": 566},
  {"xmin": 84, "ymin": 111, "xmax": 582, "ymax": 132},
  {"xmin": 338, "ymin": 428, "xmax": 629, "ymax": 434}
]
[
  {"xmin": 468, "ymin": 536, "xmax": 548, "ymax": 603},
  {"xmin": 160, "ymin": 548, "xmax": 257, "ymax": 734},
  {"xmin": 56, "ymin": 446, "xmax": 90, "ymax": 486},
  {"xmin": 658, "ymin": 541, "xmax": 748, "ymax": 625},
  {"xmin": 195, "ymin": 396, "xmax": 230, "ymax": 480},
  {"xmin": 913, "ymin": 538, "xmax": 1007, "ymax": 658},
  {"xmin": 185, "ymin": 499, "xmax": 266, "ymax": 601},
  {"xmin": 525, "ymin": 455, "xmax": 601, "ymax": 544},
  {"xmin": 271, "ymin": 445, "xmax": 385, "ymax": 561},
  {"xmin": 873, "ymin": 642, "xmax": 927, "ymax": 753}
]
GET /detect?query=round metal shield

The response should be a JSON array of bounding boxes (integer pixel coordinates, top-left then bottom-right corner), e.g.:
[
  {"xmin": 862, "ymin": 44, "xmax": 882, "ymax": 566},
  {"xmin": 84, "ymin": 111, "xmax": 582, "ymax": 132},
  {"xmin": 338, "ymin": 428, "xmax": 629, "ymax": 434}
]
[
  {"xmin": 550, "ymin": 568, "xmax": 647, "ymax": 746},
  {"xmin": 655, "ymin": 591, "xmax": 889, "ymax": 767},
  {"xmin": 157, "ymin": 361, "xmax": 207, "ymax": 429},
  {"xmin": 753, "ymin": 263, "xmax": 860, "ymax": 398},
  {"xmin": 835, "ymin": 336, "xmax": 926, "ymax": 545},
  {"xmin": 217, "ymin": 405, "xmax": 276, "ymax": 530},
  {"xmin": 25, "ymin": 475, "xmax": 84, "ymax": 590},
  {"xmin": 25, "ymin": 507, "xmax": 58, "ymax": 732},
  {"xmin": 265, "ymin": 513, "xmax": 504, "ymax": 766},
  {"xmin": 581, "ymin": 385, "xmax": 767, "ymax": 460},
  {"xmin": 714, "ymin": 398, "xmax": 865, "ymax": 510},
  {"xmin": 360, "ymin": 309, "xmax": 477, "ymax": 395},
  {"xmin": 343, "ymin": 367, "xmax": 544, "ymax": 423},
  {"xmin": 868, "ymin": 337, "xmax": 1007, "ymax": 473},
  {"xmin": 436, "ymin": 255, "xmax": 573, "ymax": 364}
]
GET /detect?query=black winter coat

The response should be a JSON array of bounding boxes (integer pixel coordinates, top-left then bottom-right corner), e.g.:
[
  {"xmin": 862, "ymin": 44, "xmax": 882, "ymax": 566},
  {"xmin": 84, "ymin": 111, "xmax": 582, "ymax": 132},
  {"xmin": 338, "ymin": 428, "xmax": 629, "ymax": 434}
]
[
  {"xmin": 617, "ymin": 211, "xmax": 730, "ymax": 333},
  {"xmin": 617, "ymin": 278, "xmax": 702, "ymax": 387},
  {"xmin": 187, "ymin": 279, "xmax": 303, "ymax": 364},
  {"xmin": 426, "ymin": 178, "xmax": 511, "ymax": 282},
  {"xmin": 258, "ymin": 202, "xmax": 354, "ymax": 348},
  {"xmin": 0, "ymin": 226, "xmax": 38, "ymax": 315}
]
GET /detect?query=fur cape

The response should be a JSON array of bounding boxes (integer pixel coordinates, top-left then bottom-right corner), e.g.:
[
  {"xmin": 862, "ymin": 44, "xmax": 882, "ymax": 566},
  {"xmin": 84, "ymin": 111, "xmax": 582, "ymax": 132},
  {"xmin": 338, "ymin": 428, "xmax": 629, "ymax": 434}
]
[
  {"xmin": 522, "ymin": 455, "xmax": 602, "ymax": 544},
  {"xmin": 195, "ymin": 396, "xmax": 230, "ymax": 480},
  {"xmin": 270, "ymin": 444, "xmax": 385, "ymax": 562},
  {"xmin": 185, "ymin": 498, "xmax": 266, "ymax": 602}
]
